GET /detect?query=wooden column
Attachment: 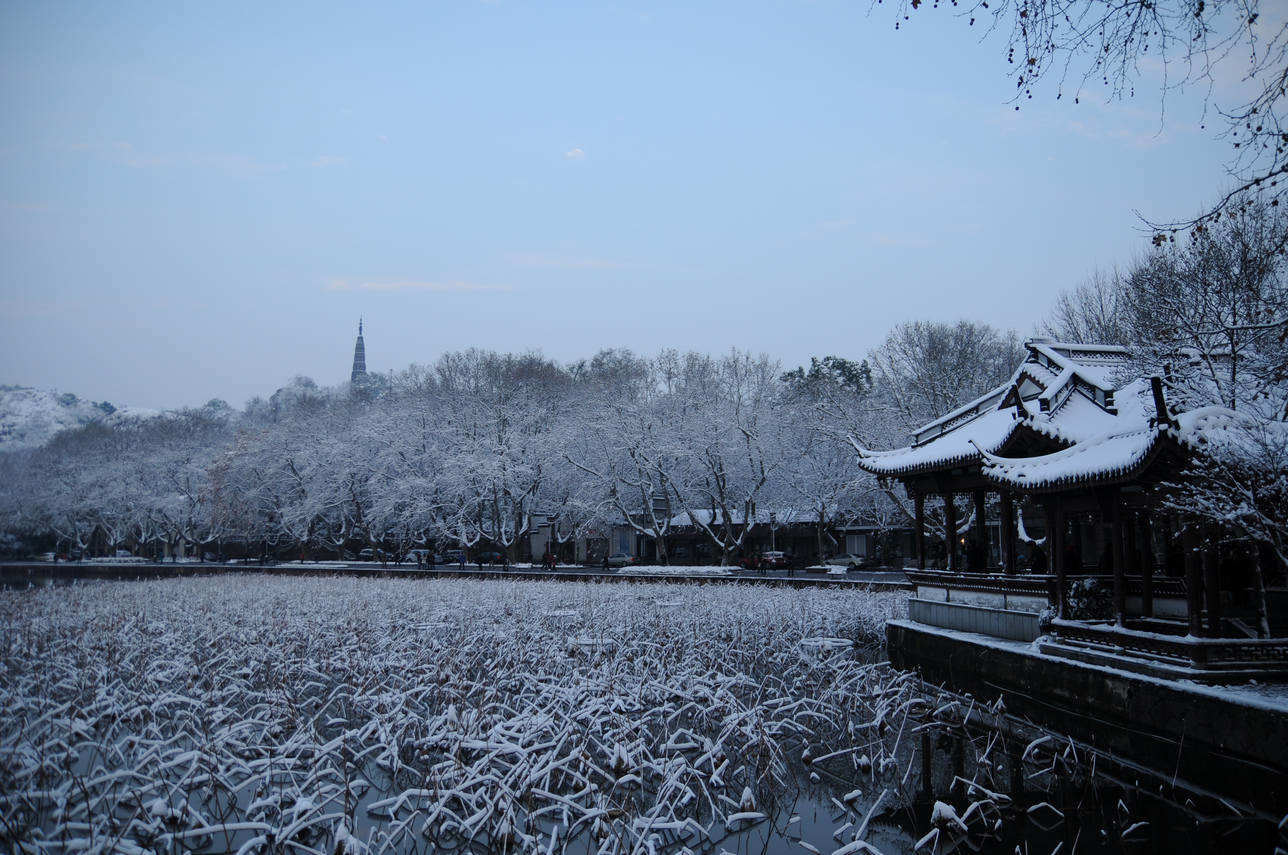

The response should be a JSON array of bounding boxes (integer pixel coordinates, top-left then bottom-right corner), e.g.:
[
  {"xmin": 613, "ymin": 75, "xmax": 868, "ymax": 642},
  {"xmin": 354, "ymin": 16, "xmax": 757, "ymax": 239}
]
[
  {"xmin": 1161, "ymin": 516, "xmax": 1178, "ymax": 577},
  {"xmin": 943, "ymin": 493, "xmax": 958, "ymax": 573},
  {"xmin": 1109, "ymin": 495, "xmax": 1126, "ymax": 626},
  {"xmin": 1140, "ymin": 513, "xmax": 1155, "ymax": 618},
  {"xmin": 1124, "ymin": 510, "xmax": 1138, "ymax": 571},
  {"xmin": 914, "ymin": 491, "xmax": 926, "ymax": 571},
  {"xmin": 1183, "ymin": 526, "xmax": 1202, "ymax": 636},
  {"xmin": 973, "ymin": 489, "xmax": 988, "ymax": 570},
  {"xmin": 1068, "ymin": 517, "xmax": 1082, "ymax": 572},
  {"xmin": 1000, "ymin": 492, "xmax": 1017, "ymax": 575},
  {"xmin": 1047, "ymin": 498, "xmax": 1067, "ymax": 619},
  {"xmin": 1203, "ymin": 531, "xmax": 1222, "ymax": 637}
]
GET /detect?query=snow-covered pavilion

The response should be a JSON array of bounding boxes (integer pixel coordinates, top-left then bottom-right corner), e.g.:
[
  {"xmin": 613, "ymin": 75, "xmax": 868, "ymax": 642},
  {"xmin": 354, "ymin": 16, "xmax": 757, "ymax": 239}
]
[{"xmin": 857, "ymin": 338, "xmax": 1286, "ymax": 679}]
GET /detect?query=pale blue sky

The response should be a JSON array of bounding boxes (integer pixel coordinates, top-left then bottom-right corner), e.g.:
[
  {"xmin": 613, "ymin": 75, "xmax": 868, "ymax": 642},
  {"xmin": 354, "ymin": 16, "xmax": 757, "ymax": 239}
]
[{"xmin": 1, "ymin": 0, "xmax": 1238, "ymax": 408}]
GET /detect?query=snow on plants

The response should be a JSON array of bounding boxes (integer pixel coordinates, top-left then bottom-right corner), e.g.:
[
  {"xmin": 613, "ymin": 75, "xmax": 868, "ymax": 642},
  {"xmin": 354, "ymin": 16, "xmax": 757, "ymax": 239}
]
[{"xmin": 0, "ymin": 575, "xmax": 916, "ymax": 854}]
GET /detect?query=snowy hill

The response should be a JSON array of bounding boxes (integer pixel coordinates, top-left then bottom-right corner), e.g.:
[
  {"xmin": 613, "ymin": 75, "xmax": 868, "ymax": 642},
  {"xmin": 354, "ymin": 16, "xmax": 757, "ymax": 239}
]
[{"xmin": 0, "ymin": 386, "xmax": 151, "ymax": 453}]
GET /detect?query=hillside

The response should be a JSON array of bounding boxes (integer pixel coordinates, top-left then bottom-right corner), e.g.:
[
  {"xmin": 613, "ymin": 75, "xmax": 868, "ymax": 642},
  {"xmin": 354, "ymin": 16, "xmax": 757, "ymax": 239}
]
[{"xmin": 0, "ymin": 386, "xmax": 149, "ymax": 453}]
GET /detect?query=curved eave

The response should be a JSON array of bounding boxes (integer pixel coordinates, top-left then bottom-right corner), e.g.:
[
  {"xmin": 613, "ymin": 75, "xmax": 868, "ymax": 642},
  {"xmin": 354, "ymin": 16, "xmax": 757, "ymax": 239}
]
[
  {"xmin": 856, "ymin": 415, "xmax": 1077, "ymax": 479},
  {"xmin": 855, "ymin": 417, "xmax": 1026, "ymax": 478},
  {"xmin": 855, "ymin": 448, "xmax": 985, "ymax": 478},
  {"xmin": 980, "ymin": 429, "xmax": 1182, "ymax": 494}
]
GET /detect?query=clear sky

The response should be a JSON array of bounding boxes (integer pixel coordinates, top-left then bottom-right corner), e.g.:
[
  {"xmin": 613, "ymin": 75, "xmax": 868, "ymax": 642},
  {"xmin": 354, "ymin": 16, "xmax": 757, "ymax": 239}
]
[{"xmin": 0, "ymin": 0, "xmax": 1242, "ymax": 409}]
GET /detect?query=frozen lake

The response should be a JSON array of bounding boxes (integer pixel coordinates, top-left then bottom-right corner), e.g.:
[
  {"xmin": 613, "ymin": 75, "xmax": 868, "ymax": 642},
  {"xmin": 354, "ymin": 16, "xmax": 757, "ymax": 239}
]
[{"xmin": 0, "ymin": 576, "xmax": 1278, "ymax": 853}]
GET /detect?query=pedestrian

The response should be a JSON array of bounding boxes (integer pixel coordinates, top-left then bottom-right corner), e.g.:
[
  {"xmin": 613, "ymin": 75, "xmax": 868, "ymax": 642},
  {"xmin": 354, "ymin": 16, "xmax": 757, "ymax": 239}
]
[{"xmin": 602, "ymin": 553, "xmax": 610, "ymax": 571}]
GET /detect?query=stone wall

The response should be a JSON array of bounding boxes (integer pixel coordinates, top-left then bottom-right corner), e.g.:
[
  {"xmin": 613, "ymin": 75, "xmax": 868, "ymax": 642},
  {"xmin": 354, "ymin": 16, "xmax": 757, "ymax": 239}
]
[{"xmin": 887, "ymin": 619, "xmax": 1288, "ymax": 814}]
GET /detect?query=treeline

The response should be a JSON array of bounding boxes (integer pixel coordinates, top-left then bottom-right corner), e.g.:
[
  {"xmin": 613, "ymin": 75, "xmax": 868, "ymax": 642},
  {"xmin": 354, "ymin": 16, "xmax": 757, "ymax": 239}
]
[
  {"xmin": 0, "ymin": 322, "xmax": 1022, "ymax": 562},
  {"xmin": 1, "ymin": 204, "xmax": 1285, "ymax": 566}
]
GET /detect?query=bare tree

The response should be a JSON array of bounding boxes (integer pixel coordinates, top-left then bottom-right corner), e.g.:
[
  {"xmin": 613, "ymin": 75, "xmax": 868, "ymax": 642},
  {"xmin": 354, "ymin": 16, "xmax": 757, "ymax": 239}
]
[
  {"xmin": 1123, "ymin": 200, "xmax": 1288, "ymax": 413},
  {"xmin": 868, "ymin": 320, "xmax": 1024, "ymax": 430},
  {"xmin": 883, "ymin": 0, "xmax": 1288, "ymax": 239},
  {"xmin": 1043, "ymin": 268, "xmax": 1132, "ymax": 344}
]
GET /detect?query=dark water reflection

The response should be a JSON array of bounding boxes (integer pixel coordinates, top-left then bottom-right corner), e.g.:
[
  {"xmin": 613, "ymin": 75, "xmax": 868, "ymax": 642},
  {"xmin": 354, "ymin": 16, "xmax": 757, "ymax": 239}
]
[
  {"xmin": 318, "ymin": 697, "xmax": 1281, "ymax": 855},
  {"xmin": 85, "ymin": 679, "xmax": 1284, "ymax": 854}
]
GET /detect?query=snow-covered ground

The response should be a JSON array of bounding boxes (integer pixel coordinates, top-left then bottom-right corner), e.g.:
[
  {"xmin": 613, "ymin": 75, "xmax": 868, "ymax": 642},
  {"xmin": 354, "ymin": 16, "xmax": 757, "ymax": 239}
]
[
  {"xmin": 620, "ymin": 565, "xmax": 734, "ymax": 576},
  {"xmin": 0, "ymin": 576, "xmax": 920, "ymax": 854}
]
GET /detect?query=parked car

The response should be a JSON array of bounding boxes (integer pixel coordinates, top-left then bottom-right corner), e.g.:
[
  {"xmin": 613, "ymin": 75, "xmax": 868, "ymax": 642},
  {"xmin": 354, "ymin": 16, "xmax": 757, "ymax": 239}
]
[
  {"xmin": 605, "ymin": 552, "xmax": 634, "ymax": 568},
  {"xmin": 475, "ymin": 550, "xmax": 505, "ymax": 565},
  {"xmin": 358, "ymin": 548, "xmax": 388, "ymax": 561},
  {"xmin": 443, "ymin": 549, "xmax": 467, "ymax": 564},
  {"xmin": 823, "ymin": 553, "xmax": 866, "ymax": 569},
  {"xmin": 760, "ymin": 551, "xmax": 790, "ymax": 569}
]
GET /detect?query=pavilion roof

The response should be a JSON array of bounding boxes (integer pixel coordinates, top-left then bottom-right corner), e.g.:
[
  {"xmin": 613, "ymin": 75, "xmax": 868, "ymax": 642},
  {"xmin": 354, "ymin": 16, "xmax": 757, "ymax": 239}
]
[
  {"xmin": 977, "ymin": 385, "xmax": 1163, "ymax": 491},
  {"xmin": 855, "ymin": 339, "xmax": 1133, "ymax": 479},
  {"xmin": 858, "ymin": 335, "xmax": 1286, "ymax": 493},
  {"xmin": 976, "ymin": 402, "xmax": 1283, "ymax": 492}
]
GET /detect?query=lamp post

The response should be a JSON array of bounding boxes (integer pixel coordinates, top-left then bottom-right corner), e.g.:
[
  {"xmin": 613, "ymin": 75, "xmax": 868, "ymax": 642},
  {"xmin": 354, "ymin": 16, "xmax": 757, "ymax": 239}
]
[{"xmin": 769, "ymin": 511, "xmax": 778, "ymax": 552}]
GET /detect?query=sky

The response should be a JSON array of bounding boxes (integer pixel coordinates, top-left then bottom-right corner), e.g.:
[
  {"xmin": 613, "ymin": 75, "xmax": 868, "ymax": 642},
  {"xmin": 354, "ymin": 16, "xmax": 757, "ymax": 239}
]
[{"xmin": 0, "ymin": 0, "xmax": 1252, "ymax": 409}]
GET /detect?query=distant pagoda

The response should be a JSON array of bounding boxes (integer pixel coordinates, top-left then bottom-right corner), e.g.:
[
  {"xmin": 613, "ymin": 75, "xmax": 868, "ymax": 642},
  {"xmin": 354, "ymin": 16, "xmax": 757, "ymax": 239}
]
[{"xmin": 350, "ymin": 319, "xmax": 367, "ymax": 383}]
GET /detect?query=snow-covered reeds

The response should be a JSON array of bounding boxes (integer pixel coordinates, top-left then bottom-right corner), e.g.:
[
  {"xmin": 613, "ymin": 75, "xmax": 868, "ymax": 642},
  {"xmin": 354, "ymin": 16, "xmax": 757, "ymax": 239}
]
[{"xmin": 0, "ymin": 576, "xmax": 911, "ymax": 854}]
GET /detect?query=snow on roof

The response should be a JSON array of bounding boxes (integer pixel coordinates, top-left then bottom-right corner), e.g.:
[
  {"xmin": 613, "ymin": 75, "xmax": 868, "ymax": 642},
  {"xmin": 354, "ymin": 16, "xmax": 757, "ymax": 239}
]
[
  {"xmin": 1025, "ymin": 377, "xmax": 1148, "ymax": 445},
  {"xmin": 857, "ymin": 406, "xmax": 1022, "ymax": 476},
  {"xmin": 979, "ymin": 388, "xmax": 1287, "ymax": 492},
  {"xmin": 855, "ymin": 338, "xmax": 1286, "ymax": 491},
  {"xmin": 979, "ymin": 426, "xmax": 1162, "ymax": 491},
  {"xmin": 910, "ymin": 384, "xmax": 1011, "ymax": 446},
  {"xmin": 856, "ymin": 340, "xmax": 1134, "ymax": 479}
]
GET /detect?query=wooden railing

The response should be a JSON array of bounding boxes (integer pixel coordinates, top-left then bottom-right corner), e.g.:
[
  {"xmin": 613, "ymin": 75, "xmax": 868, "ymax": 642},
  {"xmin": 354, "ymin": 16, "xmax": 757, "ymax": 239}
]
[
  {"xmin": 906, "ymin": 571, "xmax": 1188, "ymax": 604},
  {"xmin": 1052, "ymin": 619, "xmax": 1288, "ymax": 670},
  {"xmin": 906, "ymin": 571, "xmax": 1054, "ymax": 598}
]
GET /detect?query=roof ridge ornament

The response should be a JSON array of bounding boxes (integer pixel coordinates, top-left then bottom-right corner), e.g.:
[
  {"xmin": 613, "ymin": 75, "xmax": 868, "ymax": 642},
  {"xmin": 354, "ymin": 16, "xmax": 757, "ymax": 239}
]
[
  {"xmin": 1149, "ymin": 376, "xmax": 1177, "ymax": 430},
  {"xmin": 968, "ymin": 438, "xmax": 1009, "ymax": 466},
  {"xmin": 847, "ymin": 435, "xmax": 874, "ymax": 458},
  {"xmin": 1010, "ymin": 382, "xmax": 1029, "ymax": 420}
]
